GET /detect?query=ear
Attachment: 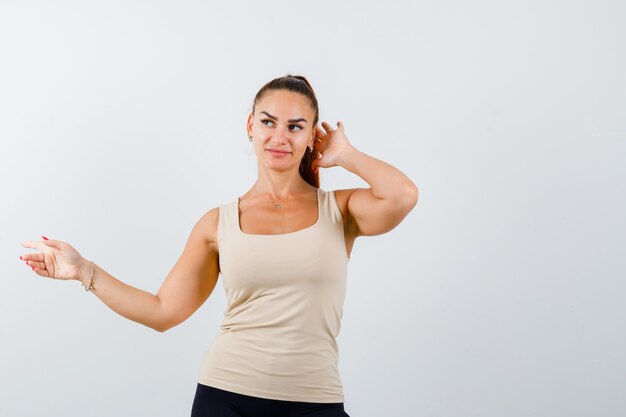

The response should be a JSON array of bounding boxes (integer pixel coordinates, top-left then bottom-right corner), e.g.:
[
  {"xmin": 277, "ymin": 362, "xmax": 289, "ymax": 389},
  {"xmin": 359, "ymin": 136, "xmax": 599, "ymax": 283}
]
[
  {"xmin": 246, "ymin": 112, "xmax": 254, "ymax": 138},
  {"xmin": 311, "ymin": 124, "xmax": 321, "ymax": 147}
]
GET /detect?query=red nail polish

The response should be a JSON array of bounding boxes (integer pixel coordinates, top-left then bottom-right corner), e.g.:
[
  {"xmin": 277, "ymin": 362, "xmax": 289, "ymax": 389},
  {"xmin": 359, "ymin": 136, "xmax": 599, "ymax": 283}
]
[
  {"xmin": 20, "ymin": 256, "xmax": 23, "ymax": 260},
  {"xmin": 42, "ymin": 236, "xmax": 48, "ymax": 240},
  {"xmin": 313, "ymin": 167, "xmax": 319, "ymax": 174},
  {"xmin": 31, "ymin": 266, "xmax": 35, "ymax": 270}
]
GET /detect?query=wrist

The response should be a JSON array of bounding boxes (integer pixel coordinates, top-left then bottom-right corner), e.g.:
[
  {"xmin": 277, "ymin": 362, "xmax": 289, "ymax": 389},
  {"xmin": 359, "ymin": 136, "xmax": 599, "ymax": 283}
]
[
  {"xmin": 78, "ymin": 259, "xmax": 93, "ymax": 285},
  {"xmin": 80, "ymin": 260, "xmax": 97, "ymax": 292},
  {"xmin": 337, "ymin": 146, "xmax": 361, "ymax": 169}
]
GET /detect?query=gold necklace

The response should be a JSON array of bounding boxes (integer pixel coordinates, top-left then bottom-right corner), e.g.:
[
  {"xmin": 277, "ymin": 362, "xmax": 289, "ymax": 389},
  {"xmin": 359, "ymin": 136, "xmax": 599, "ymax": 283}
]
[
  {"xmin": 252, "ymin": 184, "xmax": 282, "ymax": 209},
  {"xmin": 252, "ymin": 181, "xmax": 307, "ymax": 209}
]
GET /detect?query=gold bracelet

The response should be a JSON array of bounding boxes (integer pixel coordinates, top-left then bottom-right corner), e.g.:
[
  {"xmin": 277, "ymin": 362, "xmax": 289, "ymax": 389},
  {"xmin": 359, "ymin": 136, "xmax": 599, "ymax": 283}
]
[{"xmin": 84, "ymin": 260, "xmax": 95, "ymax": 292}]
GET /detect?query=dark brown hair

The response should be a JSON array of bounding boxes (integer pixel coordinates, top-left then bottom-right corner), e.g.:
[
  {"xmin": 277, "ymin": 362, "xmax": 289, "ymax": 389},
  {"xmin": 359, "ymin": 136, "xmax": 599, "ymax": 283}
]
[{"xmin": 252, "ymin": 74, "xmax": 320, "ymax": 188}]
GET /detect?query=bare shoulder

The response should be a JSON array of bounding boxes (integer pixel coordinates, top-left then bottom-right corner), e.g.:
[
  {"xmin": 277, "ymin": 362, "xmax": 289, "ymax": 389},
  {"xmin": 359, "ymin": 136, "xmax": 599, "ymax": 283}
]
[
  {"xmin": 198, "ymin": 206, "xmax": 220, "ymax": 251},
  {"xmin": 333, "ymin": 185, "xmax": 417, "ymax": 238},
  {"xmin": 332, "ymin": 188, "xmax": 358, "ymax": 219}
]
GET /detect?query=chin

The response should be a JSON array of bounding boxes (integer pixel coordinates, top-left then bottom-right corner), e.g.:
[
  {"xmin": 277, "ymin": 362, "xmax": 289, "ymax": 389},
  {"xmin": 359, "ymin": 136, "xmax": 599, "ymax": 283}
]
[{"xmin": 263, "ymin": 161, "xmax": 294, "ymax": 172}]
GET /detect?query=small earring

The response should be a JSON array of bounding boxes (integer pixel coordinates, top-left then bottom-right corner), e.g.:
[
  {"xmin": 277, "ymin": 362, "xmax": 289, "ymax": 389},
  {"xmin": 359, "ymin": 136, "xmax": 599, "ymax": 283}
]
[
  {"xmin": 249, "ymin": 136, "xmax": 253, "ymax": 142},
  {"xmin": 308, "ymin": 145, "xmax": 313, "ymax": 153}
]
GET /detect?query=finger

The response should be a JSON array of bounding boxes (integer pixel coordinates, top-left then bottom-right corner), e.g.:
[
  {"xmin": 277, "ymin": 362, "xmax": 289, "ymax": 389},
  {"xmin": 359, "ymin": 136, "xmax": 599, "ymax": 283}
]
[
  {"xmin": 20, "ymin": 253, "xmax": 45, "ymax": 262},
  {"xmin": 42, "ymin": 238, "xmax": 64, "ymax": 250},
  {"xmin": 314, "ymin": 126, "xmax": 326, "ymax": 139},
  {"xmin": 311, "ymin": 153, "xmax": 322, "ymax": 167},
  {"xmin": 313, "ymin": 139, "xmax": 328, "ymax": 154},
  {"xmin": 21, "ymin": 240, "xmax": 47, "ymax": 251},
  {"xmin": 312, "ymin": 161, "xmax": 323, "ymax": 173},
  {"xmin": 321, "ymin": 121, "xmax": 334, "ymax": 134},
  {"xmin": 25, "ymin": 260, "xmax": 46, "ymax": 270},
  {"xmin": 31, "ymin": 264, "xmax": 51, "ymax": 278},
  {"xmin": 337, "ymin": 121, "xmax": 344, "ymax": 131}
]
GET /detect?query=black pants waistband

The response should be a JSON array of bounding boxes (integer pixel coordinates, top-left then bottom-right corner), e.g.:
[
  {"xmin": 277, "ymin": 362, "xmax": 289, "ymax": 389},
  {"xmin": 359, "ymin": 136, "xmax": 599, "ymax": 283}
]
[{"xmin": 190, "ymin": 383, "xmax": 351, "ymax": 417}]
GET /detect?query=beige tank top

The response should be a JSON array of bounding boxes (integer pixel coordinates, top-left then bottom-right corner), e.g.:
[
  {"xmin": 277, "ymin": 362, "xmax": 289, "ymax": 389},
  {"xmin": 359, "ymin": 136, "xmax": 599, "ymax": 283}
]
[{"xmin": 197, "ymin": 187, "xmax": 350, "ymax": 403}]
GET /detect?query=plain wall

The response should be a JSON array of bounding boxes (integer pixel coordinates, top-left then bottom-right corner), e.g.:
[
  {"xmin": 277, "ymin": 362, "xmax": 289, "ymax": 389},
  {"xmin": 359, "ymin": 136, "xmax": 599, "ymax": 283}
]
[{"xmin": 1, "ymin": 1, "xmax": 624, "ymax": 416}]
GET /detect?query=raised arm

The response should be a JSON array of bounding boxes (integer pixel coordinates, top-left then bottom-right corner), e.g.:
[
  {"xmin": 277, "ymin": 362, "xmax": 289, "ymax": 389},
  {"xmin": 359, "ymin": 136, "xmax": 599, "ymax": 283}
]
[
  {"xmin": 312, "ymin": 121, "xmax": 419, "ymax": 237},
  {"xmin": 20, "ymin": 208, "xmax": 220, "ymax": 332}
]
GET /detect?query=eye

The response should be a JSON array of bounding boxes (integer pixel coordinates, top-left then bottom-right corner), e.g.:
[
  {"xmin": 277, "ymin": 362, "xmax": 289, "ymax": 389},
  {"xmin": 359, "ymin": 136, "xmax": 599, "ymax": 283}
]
[
  {"xmin": 261, "ymin": 119, "xmax": 274, "ymax": 126},
  {"xmin": 289, "ymin": 124, "xmax": 303, "ymax": 131}
]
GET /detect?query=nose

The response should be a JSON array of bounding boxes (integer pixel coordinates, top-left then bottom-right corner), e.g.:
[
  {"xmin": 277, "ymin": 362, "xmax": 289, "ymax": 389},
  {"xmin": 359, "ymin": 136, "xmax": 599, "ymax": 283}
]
[{"xmin": 270, "ymin": 128, "xmax": 289, "ymax": 145}]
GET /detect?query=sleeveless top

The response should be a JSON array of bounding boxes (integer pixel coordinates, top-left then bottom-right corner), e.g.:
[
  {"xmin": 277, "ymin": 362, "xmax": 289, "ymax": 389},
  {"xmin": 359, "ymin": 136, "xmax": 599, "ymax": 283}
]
[{"xmin": 197, "ymin": 188, "xmax": 350, "ymax": 403}]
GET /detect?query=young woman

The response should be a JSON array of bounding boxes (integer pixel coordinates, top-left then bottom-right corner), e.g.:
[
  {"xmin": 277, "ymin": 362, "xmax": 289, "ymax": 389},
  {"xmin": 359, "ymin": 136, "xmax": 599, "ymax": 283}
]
[{"xmin": 20, "ymin": 75, "xmax": 419, "ymax": 417}]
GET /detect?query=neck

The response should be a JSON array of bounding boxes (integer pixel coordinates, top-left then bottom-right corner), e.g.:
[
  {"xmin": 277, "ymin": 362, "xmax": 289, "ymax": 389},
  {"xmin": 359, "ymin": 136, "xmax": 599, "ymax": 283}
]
[{"xmin": 253, "ymin": 171, "xmax": 309, "ymax": 200}]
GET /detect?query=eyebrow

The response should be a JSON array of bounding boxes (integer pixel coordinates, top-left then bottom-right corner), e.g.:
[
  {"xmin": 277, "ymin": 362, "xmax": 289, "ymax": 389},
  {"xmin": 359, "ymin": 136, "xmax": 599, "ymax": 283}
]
[{"xmin": 260, "ymin": 111, "xmax": 307, "ymax": 124}]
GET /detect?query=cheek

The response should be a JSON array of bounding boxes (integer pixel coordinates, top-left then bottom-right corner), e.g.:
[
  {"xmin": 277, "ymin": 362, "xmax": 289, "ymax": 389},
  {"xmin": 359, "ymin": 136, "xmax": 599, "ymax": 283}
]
[
  {"xmin": 295, "ymin": 128, "xmax": 312, "ymax": 139},
  {"xmin": 257, "ymin": 125, "xmax": 270, "ymax": 134}
]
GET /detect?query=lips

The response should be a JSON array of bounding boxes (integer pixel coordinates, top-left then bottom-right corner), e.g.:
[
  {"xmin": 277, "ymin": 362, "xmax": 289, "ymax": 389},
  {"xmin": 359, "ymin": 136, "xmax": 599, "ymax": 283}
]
[{"xmin": 267, "ymin": 148, "xmax": 290, "ymax": 154}]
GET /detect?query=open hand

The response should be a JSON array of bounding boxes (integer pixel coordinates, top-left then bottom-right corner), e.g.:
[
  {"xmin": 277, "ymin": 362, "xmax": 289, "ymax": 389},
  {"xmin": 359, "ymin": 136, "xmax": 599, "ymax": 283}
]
[
  {"xmin": 311, "ymin": 121, "xmax": 356, "ymax": 172},
  {"xmin": 20, "ymin": 237, "xmax": 88, "ymax": 281}
]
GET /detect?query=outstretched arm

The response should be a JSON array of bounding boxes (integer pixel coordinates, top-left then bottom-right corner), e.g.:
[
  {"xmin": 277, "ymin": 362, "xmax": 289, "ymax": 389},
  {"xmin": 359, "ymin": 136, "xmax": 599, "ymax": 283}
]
[
  {"xmin": 20, "ymin": 209, "xmax": 219, "ymax": 332},
  {"xmin": 312, "ymin": 121, "xmax": 418, "ymax": 237}
]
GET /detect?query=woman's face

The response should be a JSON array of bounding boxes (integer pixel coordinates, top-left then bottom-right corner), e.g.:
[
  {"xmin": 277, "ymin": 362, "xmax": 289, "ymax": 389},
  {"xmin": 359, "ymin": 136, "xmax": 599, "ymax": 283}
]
[{"xmin": 247, "ymin": 90, "xmax": 316, "ymax": 172}]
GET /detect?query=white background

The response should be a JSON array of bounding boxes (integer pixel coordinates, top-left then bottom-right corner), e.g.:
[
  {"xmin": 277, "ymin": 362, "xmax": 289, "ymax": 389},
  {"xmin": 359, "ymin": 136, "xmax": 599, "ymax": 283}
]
[{"xmin": 1, "ymin": 1, "xmax": 625, "ymax": 416}]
